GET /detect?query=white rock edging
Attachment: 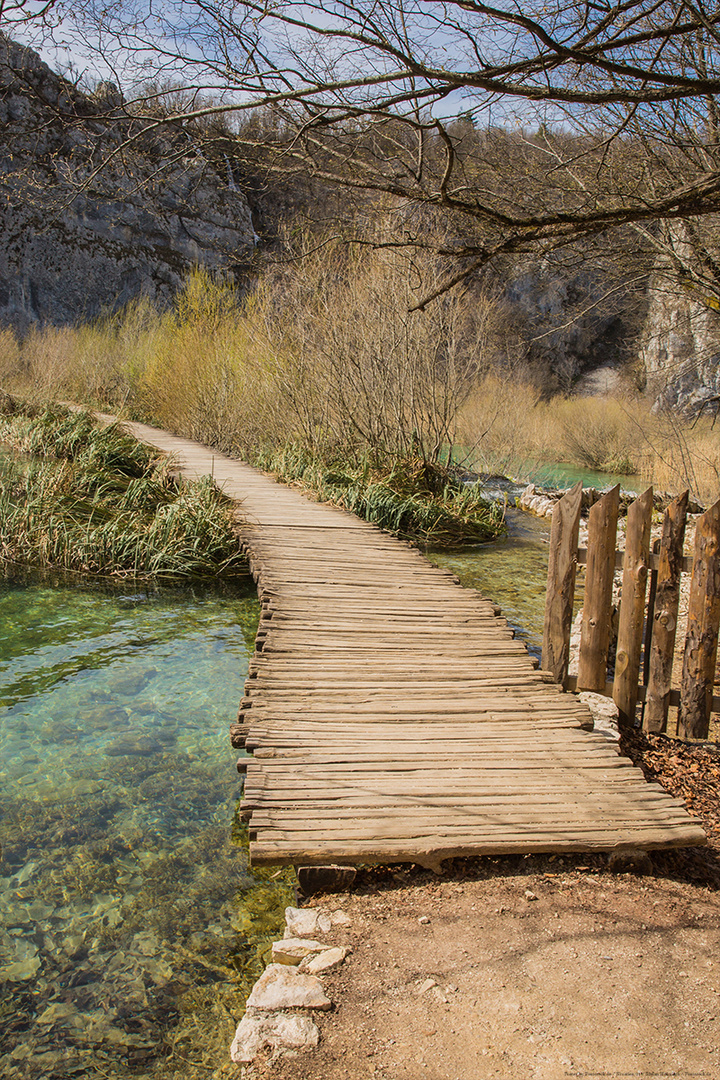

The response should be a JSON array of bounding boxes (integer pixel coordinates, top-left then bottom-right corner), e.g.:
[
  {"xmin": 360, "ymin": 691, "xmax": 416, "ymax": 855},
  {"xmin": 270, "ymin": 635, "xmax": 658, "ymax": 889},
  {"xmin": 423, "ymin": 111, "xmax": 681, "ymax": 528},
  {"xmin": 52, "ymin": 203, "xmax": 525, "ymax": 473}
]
[
  {"xmin": 246, "ymin": 964, "xmax": 332, "ymax": 1011},
  {"xmin": 229, "ymin": 905, "xmax": 352, "ymax": 1066},
  {"xmin": 230, "ymin": 1011, "xmax": 319, "ymax": 1064},
  {"xmin": 271, "ymin": 937, "xmax": 331, "ymax": 964}
]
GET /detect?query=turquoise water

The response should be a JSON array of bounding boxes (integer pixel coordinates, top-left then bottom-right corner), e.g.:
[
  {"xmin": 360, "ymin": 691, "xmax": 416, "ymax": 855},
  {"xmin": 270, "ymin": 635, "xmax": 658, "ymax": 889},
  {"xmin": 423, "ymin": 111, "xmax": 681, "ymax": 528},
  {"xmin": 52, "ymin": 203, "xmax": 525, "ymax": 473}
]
[
  {"xmin": 521, "ymin": 460, "xmax": 645, "ymax": 494},
  {"xmin": 0, "ymin": 575, "xmax": 284, "ymax": 1079},
  {"xmin": 0, "ymin": 502, "xmax": 555, "ymax": 1078}
]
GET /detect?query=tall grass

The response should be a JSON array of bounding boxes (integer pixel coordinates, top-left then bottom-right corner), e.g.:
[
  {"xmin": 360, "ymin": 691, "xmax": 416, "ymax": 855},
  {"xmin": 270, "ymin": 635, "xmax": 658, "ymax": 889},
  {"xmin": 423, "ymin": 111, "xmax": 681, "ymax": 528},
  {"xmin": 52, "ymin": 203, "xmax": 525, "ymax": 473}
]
[
  {"xmin": 3, "ymin": 260, "xmax": 718, "ymax": 512},
  {"xmin": 0, "ymin": 401, "xmax": 248, "ymax": 580},
  {"xmin": 459, "ymin": 377, "xmax": 720, "ymax": 504},
  {"xmin": 254, "ymin": 446, "xmax": 506, "ymax": 545}
]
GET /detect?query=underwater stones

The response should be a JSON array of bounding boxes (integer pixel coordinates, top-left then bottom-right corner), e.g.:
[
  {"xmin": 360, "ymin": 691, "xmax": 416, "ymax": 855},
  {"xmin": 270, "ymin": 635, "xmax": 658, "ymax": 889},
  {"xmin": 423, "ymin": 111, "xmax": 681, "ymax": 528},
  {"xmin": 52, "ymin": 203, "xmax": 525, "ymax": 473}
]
[
  {"xmin": 36, "ymin": 1002, "xmax": 76, "ymax": 1025},
  {"xmin": 107, "ymin": 670, "xmax": 157, "ymax": 697},
  {"xmin": 104, "ymin": 736, "xmax": 164, "ymax": 757},
  {"xmin": 71, "ymin": 779, "xmax": 105, "ymax": 797},
  {"xmin": 230, "ymin": 1009, "xmax": 319, "ymax": 1064},
  {"xmin": 83, "ymin": 705, "xmax": 130, "ymax": 729},
  {"xmin": 245, "ymin": 965, "xmax": 331, "ymax": 1011},
  {"xmin": 0, "ymin": 939, "xmax": 41, "ymax": 981}
]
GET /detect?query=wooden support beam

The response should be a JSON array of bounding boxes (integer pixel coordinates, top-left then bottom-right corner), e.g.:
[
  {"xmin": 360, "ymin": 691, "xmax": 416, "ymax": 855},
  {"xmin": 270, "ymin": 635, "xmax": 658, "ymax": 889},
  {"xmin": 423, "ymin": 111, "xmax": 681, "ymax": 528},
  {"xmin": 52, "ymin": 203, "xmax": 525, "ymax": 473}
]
[
  {"xmin": 613, "ymin": 487, "xmax": 653, "ymax": 728},
  {"xmin": 678, "ymin": 499, "xmax": 720, "ymax": 740},
  {"xmin": 577, "ymin": 486, "xmax": 620, "ymax": 693},
  {"xmin": 644, "ymin": 492, "xmax": 688, "ymax": 734},
  {"xmin": 542, "ymin": 481, "xmax": 583, "ymax": 684}
]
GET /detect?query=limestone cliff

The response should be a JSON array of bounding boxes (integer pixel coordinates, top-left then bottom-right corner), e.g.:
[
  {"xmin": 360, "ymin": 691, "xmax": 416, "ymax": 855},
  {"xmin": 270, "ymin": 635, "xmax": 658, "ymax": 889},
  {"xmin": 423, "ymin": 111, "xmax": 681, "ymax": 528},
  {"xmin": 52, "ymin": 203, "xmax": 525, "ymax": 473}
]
[
  {"xmin": 0, "ymin": 36, "xmax": 256, "ymax": 332},
  {"xmin": 639, "ymin": 277, "xmax": 720, "ymax": 413}
]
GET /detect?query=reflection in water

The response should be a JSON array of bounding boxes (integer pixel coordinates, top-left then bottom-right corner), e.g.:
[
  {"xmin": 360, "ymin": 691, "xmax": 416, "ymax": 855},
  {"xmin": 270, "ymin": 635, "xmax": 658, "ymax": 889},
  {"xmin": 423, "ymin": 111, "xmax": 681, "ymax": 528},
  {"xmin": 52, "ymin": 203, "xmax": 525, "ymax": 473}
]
[
  {"xmin": 429, "ymin": 508, "xmax": 551, "ymax": 659},
  {"xmin": 0, "ymin": 576, "xmax": 292, "ymax": 1079}
]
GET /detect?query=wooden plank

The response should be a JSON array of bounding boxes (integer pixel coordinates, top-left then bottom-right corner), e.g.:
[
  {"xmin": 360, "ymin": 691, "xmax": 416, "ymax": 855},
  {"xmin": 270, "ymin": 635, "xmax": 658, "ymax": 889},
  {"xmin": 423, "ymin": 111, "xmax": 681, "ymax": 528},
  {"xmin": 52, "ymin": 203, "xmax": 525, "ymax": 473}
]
[
  {"xmin": 644, "ymin": 492, "xmax": 688, "ymax": 733},
  {"xmin": 577, "ymin": 485, "xmax": 620, "ymax": 692},
  {"xmin": 542, "ymin": 481, "xmax": 582, "ymax": 683},
  {"xmin": 249, "ymin": 821, "xmax": 707, "ymax": 866},
  {"xmin": 678, "ymin": 498, "xmax": 720, "ymax": 739},
  {"xmin": 613, "ymin": 487, "xmax": 653, "ymax": 727}
]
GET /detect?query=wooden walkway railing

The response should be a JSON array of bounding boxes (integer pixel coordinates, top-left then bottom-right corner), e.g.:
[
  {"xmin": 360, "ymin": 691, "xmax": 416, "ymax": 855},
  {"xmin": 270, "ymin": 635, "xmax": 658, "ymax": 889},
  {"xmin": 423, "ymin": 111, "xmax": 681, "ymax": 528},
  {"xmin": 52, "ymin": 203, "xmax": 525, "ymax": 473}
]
[
  {"xmin": 104, "ymin": 419, "xmax": 707, "ymax": 867},
  {"xmin": 543, "ymin": 482, "xmax": 720, "ymax": 739}
]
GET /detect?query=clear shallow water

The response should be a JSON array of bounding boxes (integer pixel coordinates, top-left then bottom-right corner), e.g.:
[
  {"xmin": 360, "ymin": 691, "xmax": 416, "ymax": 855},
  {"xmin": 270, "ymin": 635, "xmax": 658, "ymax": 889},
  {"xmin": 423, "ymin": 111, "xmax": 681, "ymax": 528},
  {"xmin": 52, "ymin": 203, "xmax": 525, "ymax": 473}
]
[
  {"xmin": 520, "ymin": 460, "xmax": 645, "ymax": 494},
  {"xmin": 0, "ymin": 503, "xmax": 555, "ymax": 1078},
  {"xmin": 0, "ymin": 575, "xmax": 289, "ymax": 1079}
]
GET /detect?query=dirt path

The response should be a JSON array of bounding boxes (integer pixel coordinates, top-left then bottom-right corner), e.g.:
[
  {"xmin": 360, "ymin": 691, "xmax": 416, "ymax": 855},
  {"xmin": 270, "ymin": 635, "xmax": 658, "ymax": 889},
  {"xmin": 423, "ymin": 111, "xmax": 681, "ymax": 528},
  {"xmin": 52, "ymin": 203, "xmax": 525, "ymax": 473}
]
[
  {"xmin": 240, "ymin": 732, "xmax": 720, "ymax": 1080},
  {"xmin": 247, "ymin": 856, "xmax": 719, "ymax": 1080}
]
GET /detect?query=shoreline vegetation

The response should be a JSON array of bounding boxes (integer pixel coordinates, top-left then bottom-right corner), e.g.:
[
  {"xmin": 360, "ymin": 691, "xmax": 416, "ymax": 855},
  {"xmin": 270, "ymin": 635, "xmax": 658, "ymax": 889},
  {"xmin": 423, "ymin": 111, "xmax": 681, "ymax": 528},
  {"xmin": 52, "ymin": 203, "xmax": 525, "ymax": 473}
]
[
  {"xmin": 0, "ymin": 398, "xmax": 249, "ymax": 581},
  {"xmin": 0, "ymin": 262, "xmax": 718, "ymax": 546},
  {"xmin": 253, "ymin": 445, "xmax": 506, "ymax": 546}
]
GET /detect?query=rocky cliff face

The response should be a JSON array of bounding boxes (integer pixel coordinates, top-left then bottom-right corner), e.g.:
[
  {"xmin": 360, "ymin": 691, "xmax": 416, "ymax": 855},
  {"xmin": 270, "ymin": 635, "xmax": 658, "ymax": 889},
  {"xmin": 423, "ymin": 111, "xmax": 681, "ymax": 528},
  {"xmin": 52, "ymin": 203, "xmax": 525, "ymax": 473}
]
[
  {"xmin": 0, "ymin": 36, "xmax": 256, "ymax": 333},
  {"xmin": 639, "ymin": 277, "xmax": 720, "ymax": 413},
  {"xmin": 502, "ymin": 255, "xmax": 640, "ymax": 393}
]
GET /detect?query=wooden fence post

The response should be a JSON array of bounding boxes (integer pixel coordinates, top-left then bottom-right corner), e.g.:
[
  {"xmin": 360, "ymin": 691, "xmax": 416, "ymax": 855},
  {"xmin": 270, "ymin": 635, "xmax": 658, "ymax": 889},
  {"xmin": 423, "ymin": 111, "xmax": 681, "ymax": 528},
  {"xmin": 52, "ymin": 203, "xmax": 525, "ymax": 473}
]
[
  {"xmin": 577, "ymin": 485, "xmax": 621, "ymax": 693},
  {"xmin": 678, "ymin": 498, "xmax": 720, "ymax": 740},
  {"xmin": 542, "ymin": 481, "xmax": 583, "ymax": 684},
  {"xmin": 613, "ymin": 487, "xmax": 653, "ymax": 728},
  {"xmin": 644, "ymin": 491, "xmax": 689, "ymax": 734}
]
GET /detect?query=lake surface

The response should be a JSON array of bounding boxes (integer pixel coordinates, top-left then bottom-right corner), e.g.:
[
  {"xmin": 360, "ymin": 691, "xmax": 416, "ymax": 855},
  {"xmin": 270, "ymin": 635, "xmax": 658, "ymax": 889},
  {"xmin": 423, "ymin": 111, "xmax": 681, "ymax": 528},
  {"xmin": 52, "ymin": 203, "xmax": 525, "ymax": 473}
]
[{"xmin": 0, "ymin": 574, "xmax": 294, "ymax": 1079}]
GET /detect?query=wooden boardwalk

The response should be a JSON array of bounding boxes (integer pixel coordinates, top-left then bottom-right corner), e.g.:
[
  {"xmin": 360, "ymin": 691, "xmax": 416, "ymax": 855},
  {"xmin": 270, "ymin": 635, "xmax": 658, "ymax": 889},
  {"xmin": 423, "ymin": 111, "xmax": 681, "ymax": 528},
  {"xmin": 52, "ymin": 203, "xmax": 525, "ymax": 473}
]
[{"xmin": 121, "ymin": 421, "xmax": 706, "ymax": 870}]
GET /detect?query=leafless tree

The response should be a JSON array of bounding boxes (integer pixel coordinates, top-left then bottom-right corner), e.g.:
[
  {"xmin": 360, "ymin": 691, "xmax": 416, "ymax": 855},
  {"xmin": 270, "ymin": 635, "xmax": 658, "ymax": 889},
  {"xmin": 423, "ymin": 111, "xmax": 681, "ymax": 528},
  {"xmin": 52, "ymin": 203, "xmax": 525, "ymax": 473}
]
[{"xmin": 10, "ymin": 1, "xmax": 720, "ymax": 303}]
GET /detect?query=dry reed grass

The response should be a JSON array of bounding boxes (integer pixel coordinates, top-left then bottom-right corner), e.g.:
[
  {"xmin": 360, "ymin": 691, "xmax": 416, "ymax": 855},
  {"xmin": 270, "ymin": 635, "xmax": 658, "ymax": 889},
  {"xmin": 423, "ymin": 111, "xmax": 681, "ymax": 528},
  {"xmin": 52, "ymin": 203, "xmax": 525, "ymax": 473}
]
[
  {"xmin": 2, "ymin": 262, "xmax": 718, "ymax": 508},
  {"xmin": 459, "ymin": 377, "xmax": 720, "ymax": 505}
]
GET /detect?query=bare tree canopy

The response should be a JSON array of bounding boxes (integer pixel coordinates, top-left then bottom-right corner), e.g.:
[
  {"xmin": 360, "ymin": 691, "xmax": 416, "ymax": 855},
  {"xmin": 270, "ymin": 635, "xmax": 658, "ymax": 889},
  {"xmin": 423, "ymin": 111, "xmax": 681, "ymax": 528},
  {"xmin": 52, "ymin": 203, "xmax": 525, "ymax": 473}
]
[{"xmin": 9, "ymin": 1, "xmax": 720, "ymax": 301}]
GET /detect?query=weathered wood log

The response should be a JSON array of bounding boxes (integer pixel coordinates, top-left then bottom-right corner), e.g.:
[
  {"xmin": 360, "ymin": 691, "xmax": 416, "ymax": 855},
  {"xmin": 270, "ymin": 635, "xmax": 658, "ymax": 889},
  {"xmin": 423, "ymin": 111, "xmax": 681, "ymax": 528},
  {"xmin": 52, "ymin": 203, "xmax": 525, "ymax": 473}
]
[
  {"xmin": 230, "ymin": 721, "xmax": 251, "ymax": 749},
  {"xmin": 678, "ymin": 498, "xmax": 720, "ymax": 740},
  {"xmin": 642, "ymin": 537, "xmax": 660, "ymax": 691},
  {"xmin": 644, "ymin": 492, "xmax": 689, "ymax": 733},
  {"xmin": 613, "ymin": 487, "xmax": 653, "ymax": 728},
  {"xmin": 296, "ymin": 864, "xmax": 357, "ymax": 895},
  {"xmin": 577, "ymin": 486, "xmax": 620, "ymax": 692},
  {"xmin": 542, "ymin": 481, "xmax": 583, "ymax": 684}
]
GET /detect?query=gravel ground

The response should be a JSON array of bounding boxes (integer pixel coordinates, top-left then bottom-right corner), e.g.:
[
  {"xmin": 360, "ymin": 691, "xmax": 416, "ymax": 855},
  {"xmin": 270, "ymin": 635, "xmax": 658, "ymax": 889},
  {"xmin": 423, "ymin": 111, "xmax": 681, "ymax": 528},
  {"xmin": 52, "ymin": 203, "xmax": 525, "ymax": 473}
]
[{"xmin": 241, "ymin": 733, "xmax": 720, "ymax": 1080}]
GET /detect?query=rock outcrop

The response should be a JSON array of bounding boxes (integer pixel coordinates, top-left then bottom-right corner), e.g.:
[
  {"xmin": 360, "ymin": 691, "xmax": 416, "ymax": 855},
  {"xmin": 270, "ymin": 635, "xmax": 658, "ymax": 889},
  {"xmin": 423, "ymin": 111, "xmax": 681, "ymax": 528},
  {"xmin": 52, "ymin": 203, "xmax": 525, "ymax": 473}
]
[
  {"xmin": 639, "ymin": 275, "xmax": 720, "ymax": 414},
  {"xmin": 0, "ymin": 35, "xmax": 256, "ymax": 332}
]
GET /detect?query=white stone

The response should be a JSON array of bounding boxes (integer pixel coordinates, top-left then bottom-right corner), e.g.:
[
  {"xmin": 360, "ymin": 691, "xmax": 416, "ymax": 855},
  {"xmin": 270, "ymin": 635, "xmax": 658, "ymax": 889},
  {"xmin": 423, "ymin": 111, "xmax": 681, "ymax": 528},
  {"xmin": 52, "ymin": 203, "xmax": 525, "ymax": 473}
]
[
  {"xmin": 418, "ymin": 978, "xmax": 437, "ymax": 995},
  {"xmin": 245, "ymin": 964, "xmax": 332, "ymax": 1011},
  {"xmin": 229, "ymin": 1009, "xmax": 319, "ymax": 1063},
  {"xmin": 316, "ymin": 913, "xmax": 333, "ymax": 935},
  {"xmin": 330, "ymin": 910, "xmax": 352, "ymax": 927},
  {"xmin": 272, "ymin": 938, "xmax": 330, "ymax": 965},
  {"xmin": 299, "ymin": 947, "xmax": 348, "ymax": 975},
  {"xmin": 285, "ymin": 906, "xmax": 322, "ymax": 938},
  {"xmin": 579, "ymin": 691, "xmax": 621, "ymax": 741}
]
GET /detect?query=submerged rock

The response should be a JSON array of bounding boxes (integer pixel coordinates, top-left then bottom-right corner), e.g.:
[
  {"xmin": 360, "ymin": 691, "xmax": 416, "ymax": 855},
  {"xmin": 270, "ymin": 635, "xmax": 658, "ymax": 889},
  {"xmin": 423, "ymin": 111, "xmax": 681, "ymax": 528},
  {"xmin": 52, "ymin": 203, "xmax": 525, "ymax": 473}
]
[{"xmin": 104, "ymin": 736, "xmax": 164, "ymax": 757}]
